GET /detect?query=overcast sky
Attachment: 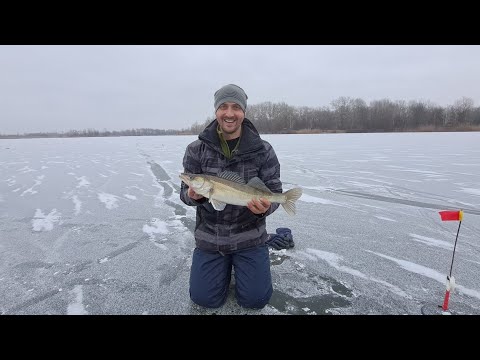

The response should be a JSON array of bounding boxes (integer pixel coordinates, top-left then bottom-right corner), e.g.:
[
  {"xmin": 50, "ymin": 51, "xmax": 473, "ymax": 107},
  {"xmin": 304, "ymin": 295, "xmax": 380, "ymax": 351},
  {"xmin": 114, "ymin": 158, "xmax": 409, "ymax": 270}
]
[{"xmin": 1, "ymin": 45, "xmax": 480, "ymax": 134}]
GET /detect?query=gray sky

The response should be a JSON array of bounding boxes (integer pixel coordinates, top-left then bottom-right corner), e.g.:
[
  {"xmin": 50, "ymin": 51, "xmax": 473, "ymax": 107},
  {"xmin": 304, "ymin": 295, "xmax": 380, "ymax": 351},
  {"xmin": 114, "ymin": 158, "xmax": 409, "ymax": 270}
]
[{"xmin": 1, "ymin": 45, "xmax": 480, "ymax": 134}]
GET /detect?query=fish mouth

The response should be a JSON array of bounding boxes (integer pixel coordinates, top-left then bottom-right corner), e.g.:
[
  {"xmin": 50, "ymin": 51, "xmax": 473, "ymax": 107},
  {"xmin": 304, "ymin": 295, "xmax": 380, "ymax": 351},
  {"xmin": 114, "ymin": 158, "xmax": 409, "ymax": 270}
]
[{"xmin": 179, "ymin": 173, "xmax": 190, "ymax": 184}]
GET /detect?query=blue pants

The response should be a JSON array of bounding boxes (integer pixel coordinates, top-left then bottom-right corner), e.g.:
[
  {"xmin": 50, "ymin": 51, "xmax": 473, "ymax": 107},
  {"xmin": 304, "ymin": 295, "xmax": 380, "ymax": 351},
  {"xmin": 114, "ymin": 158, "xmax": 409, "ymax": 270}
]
[{"xmin": 189, "ymin": 244, "xmax": 273, "ymax": 309}]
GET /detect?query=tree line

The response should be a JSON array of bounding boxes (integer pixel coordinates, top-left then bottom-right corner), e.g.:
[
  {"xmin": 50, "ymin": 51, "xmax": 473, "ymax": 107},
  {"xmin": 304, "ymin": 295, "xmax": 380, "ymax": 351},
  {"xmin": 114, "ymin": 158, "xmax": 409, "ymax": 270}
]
[
  {"xmin": 189, "ymin": 96, "xmax": 480, "ymax": 134},
  {"xmin": 0, "ymin": 128, "xmax": 179, "ymax": 139},
  {"xmin": 2, "ymin": 96, "xmax": 479, "ymax": 139}
]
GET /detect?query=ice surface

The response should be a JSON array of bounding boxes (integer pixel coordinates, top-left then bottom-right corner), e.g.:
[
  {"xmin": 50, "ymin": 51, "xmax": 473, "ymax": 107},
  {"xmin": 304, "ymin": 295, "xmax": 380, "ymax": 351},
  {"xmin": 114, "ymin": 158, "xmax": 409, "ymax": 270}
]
[{"xmin": 1, "ymin": 132, "xmax": 479, "ymax": 315}]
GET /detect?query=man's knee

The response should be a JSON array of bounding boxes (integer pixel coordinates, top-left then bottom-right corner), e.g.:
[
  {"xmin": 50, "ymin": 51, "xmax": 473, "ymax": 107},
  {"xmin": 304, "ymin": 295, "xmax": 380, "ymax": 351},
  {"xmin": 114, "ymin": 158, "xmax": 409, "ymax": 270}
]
[
  {"xmin": 237, "ymin": 284, "xmax": 273, "ymax": 309},
  {"xmin": 190, "ymin": 289, "xmax": 227, "ymax": 309}
]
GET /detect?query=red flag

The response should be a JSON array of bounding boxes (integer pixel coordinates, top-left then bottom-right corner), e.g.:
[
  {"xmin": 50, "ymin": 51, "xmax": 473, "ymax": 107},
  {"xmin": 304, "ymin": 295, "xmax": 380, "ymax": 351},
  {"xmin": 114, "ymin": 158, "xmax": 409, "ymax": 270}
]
[{"xmin": 439, "ymin": 210, "xmax": 463, "ymax": 221}]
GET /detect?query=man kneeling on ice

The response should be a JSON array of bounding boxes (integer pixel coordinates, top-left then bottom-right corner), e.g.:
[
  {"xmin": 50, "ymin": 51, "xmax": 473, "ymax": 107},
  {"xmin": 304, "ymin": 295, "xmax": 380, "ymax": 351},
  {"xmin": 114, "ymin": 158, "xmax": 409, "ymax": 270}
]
[{"xmin": 180, "ymin": 84, "xmax": 300, "ymax": 309}]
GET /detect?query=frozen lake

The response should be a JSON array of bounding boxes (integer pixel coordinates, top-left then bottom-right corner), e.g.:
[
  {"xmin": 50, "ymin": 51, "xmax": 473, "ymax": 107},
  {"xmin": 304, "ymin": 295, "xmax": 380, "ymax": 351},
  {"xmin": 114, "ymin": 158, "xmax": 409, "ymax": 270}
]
[{"xmin": 1, "ymin": 132, "xmax": 479, "ymax": 315}]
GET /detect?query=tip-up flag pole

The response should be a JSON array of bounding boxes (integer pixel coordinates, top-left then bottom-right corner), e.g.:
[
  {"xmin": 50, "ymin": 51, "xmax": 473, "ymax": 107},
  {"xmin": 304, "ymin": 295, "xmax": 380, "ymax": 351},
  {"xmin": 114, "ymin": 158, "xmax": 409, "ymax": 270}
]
[{"xmin": 438, "ymin": 210, "xmax": 463, "ymax": 311}]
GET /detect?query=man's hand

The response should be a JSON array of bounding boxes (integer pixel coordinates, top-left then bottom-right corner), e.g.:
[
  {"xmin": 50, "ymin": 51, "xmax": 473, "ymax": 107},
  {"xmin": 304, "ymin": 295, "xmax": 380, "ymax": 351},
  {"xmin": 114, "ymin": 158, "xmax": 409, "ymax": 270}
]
[
  {"xmin": 247, "ymin": 197, "xmax": 271, "ymax": 215},
  {"xmin": 188, "ymin": 187, "xmax": 204, "ymax": 201}
]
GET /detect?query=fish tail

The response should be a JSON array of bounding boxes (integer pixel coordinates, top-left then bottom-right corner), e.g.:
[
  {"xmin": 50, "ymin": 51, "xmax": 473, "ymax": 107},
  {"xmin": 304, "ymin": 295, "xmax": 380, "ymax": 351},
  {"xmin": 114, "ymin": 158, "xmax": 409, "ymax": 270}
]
[{"xmin": 281, "ymin": 187, "xmax": 303, "ymax": 216}]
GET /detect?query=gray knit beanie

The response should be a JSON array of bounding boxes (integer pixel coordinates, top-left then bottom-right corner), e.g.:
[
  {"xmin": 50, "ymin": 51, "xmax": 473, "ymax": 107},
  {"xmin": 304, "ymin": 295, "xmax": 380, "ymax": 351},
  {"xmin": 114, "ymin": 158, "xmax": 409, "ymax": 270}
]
[{"xmin": 214, "ymin": 84, "xmax": 248, "ymax": 113}]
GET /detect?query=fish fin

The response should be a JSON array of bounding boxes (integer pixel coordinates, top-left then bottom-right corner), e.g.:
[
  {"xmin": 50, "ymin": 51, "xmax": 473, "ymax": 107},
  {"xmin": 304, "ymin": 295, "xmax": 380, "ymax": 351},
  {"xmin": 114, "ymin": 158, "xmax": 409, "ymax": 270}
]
[
  {"xmin": 281, "ymin": 187, "xmax": 303, "ymax": 216},
  {"xmin": 247, "ymin": 177, "xmax": 272, "ymax": 193},
  {"xmin": 217, "ymin": 171, "xmax": 245, "ymax": 184},
  {"xmin": 210, "ymin": 198, "xmax": 227, "ymax": 211}
]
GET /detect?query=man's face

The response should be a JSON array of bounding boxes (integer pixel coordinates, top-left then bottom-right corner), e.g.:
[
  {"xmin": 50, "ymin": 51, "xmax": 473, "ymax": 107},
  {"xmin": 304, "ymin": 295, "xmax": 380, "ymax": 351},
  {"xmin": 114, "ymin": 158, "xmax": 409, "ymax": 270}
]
[{"xmin": 215, "ymin": 102, "xmax": 245, "ymax": 139}]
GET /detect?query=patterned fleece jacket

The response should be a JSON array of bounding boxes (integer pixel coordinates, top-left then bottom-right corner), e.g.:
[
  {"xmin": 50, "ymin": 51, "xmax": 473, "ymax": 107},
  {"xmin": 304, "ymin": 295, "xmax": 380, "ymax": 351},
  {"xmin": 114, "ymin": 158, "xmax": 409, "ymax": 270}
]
[{"xmin": 180, "ymin": 118, "xmax": 282, "ymax": 253}]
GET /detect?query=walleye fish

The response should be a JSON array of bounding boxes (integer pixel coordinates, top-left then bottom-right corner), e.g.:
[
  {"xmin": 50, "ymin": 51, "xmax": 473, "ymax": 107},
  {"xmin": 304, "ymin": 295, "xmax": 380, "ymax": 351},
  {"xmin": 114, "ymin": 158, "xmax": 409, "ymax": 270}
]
[{"xmin": 180, "ymin": 171, "xmax": 303, "ymax": 216}]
